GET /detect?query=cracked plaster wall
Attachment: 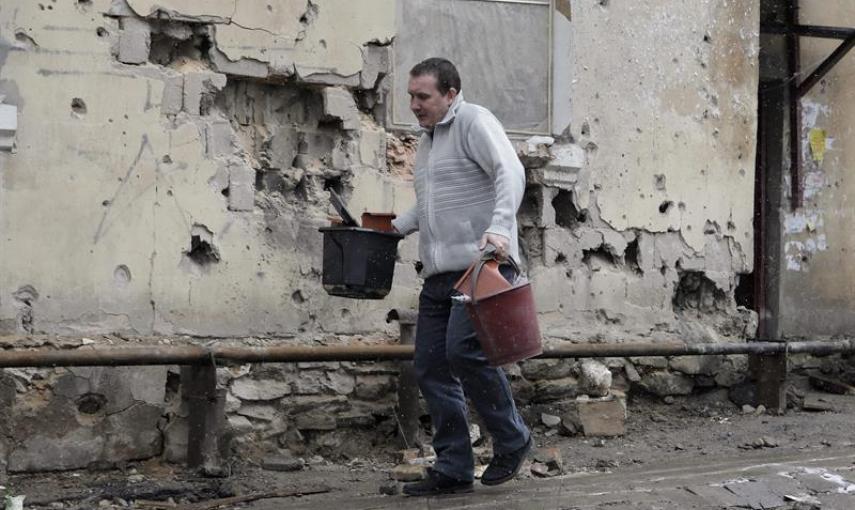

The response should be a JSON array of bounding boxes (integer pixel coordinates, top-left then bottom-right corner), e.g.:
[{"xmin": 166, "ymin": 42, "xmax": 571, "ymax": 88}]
[
  {"xmin": 0, "ymin": 0, "xmax": 412, "ymax": 338},
  {"xmin": 0, "ymin": 0, "xmax": 771, "ymax": 472},
  {"xmin": 523, "ymin": 1, "xmax": 759, "ymax": 341},
  {"xmin": 777, "ymin": 3, "xmax": 855, "ymax": 337}
]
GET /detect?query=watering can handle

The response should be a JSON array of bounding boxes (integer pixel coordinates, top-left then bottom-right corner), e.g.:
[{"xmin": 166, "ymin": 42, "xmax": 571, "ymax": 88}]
[{"xmin": 469, "ymin": 247, "xmax": 520, "ymax": 305}]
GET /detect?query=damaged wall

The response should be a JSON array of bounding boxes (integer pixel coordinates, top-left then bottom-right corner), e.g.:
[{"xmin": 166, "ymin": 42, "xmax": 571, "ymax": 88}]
[
  {"xmin": 522, "ymin": 0, "xmax": 759, "ymax": 342},
  {"xmin": 776, "ymin": 3, "xmax": 855, "ymax": 337},
  {"xmin": 0, "ymin": 0, "xmax": 766, "ymax": 472},
  {"xmin": 0, "ymin": 0, "xmax": 415, "ymax": 338}
]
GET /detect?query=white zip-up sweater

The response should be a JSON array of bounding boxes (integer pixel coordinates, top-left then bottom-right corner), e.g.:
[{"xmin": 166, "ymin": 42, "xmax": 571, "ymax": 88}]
[{"xmin": 392, "ymin": 94, "xmax": 525, "ymax": 278}]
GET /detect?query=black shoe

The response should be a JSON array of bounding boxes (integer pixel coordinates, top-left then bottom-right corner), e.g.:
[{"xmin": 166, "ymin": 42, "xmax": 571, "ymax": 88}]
[
  {"xmin": 402, "ymin": 468, "xmax": 474, "ymax": 497},
  {"xmin": 481, "ymin": 436, "xmax": 533, "ymax": 486}
]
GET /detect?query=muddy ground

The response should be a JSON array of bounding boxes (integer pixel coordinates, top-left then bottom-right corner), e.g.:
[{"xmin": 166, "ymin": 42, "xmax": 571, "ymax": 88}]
[{"xmin": 5, "ymin": 372, "xmax": 855, "ymax": 509}]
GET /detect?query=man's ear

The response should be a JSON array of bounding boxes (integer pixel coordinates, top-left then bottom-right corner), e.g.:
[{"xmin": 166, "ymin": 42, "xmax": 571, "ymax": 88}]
[{"xmin": 446, "ymin": 87, "xmax": 458, "ymax": 102}]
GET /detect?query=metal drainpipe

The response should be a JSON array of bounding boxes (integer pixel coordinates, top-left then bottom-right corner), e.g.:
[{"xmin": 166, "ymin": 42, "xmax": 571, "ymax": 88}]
[{"xmin": 387, "ymin": 309, "xmax": 422, "ymax": 448}]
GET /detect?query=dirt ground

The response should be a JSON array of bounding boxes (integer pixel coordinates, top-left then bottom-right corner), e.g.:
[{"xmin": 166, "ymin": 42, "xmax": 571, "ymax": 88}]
[{"xmin": 6, "ymin": 372, "xmax": 855, "ymax": 509}]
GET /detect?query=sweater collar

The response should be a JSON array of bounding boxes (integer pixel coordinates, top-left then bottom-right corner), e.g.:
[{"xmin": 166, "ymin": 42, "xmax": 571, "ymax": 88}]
[
  {"xmin": 421, "ymin": 93, "xmax": 465, "ymax": 135},
  {"xmin": 436, "ymin": 92, "xmax": 464, "ymax": 127}
]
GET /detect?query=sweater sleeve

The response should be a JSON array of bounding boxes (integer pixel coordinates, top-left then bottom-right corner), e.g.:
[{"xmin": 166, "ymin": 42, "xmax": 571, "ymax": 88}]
[
  {"xmin": 463, "ymin": 111, "xmax": 525, "ymax": 240},
  {"xmin": 392, "ymin": 205, "xmax": 419, "ymax": 236}
]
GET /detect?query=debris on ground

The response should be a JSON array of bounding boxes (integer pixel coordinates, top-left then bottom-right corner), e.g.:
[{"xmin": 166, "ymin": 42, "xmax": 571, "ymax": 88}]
[{"xmin": 389, "ymin": 464, "xmax": 425, "ymax": 482}]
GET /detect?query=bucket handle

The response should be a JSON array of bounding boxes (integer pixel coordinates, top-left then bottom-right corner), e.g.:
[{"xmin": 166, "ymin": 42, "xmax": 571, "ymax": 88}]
[{"xmin": 469, "ymin": 247, "xmax": 520, "ymax": 306}]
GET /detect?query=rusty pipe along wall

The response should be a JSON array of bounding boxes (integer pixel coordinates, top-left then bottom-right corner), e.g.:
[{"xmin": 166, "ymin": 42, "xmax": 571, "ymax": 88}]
[{"xmin": 0, "ymin": 339, "xmax": 852, "ymax": 368}]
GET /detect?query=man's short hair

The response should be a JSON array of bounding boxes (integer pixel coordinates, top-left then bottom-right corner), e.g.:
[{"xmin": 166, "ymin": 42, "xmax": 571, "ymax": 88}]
[{"xmin": 410, "ymin": 58, "xmax": 461, "ymax": 95}]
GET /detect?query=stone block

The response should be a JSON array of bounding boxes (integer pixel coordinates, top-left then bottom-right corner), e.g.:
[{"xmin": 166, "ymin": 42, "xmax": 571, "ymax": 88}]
[
  {"xmin": 236, "ymin": 403, "xmax": 278, "ymax": 422},
  {"xmin": 360, "ymin": 45, "xmax": 390, "ymax": 90},
  {"xmin": 639, "ymin": 371, "xmax": 694, "ymax": 396},
  {"xmin": 518, "ymin": 136, "xmax": 554, "ymax": 169},
  {"xmin": 210, "ymin": 47, "xmax": 270, "ymax": 79},
  {"xmin": 359, "ymin": 125, "xmax": 387, "ymax": 169},
  {"xmin": 579, "ymin": 360, "xmax": 612, "ymax": 397},
  {"xmin": 118, "ymin": 17, "xmax": 150, "ymax": 64},
  {"xmin": 227, "ymin": 415, "xmax": 253, "ymax": 435},
  {"xmin": 354, "ymin": 374, "xmax": 395, "ymax": 400},
  {"xmin": 228, "ymin": 160, "xmax": 255, "ymax": 211},
  {"xmin": 281, "ymin": 395, "xmax": 349, "ymax": 415},
  {"xmin": 326, "ymin": 372, "xmax": 355, "ymax": 396},
  {"xmin": 536, "ymin": 143, "xmax": 585, "ymax": 190},
  {"xmin": 161, "ymin": 73, "xmax": 184, "ymax": 115},
  {"xmin": 629, "ymin": 356, "xmax": 669, "ymax": 369},
  {"xmin": 576, "ymin": 395, "xmax": 626, "ymax": 437},
  {"xmin": 669, "ymin": 355, "xmax": 721, "ymax": 376},
  {"xmin": 520, "ymin": 358, "xmax": 573, "ymax": 381},
  {"xmin": 295, "ymin": 412, "xmax": 336, "ymax": 431},
  {"xmin": 532, "ymin": 377, "xmax": 578, "ymax": 402},
  {"xmin": 262, "ymin": 455, "xmax": 305, "ymax": 472},
  {"xmin": 206, "ymin": 119, "xmax": 234, "ymax": 158},
  {"xmin": 323, "ymin": 87, "xmax": 360, "ymax": 131},
  {"xmin": 0, "ymin": 104, "xmax": 18, "ymax": 151},
  {"xmin": 391, "ymin": 464, "xmax": 426, "ymax": 482},
  {"xmin": 183, "ymin": 71, "xmax": 227, "ymax": 116},
  {"xmin": 231, "ymin": 377, "xmax": 291, "ymax": 401}
]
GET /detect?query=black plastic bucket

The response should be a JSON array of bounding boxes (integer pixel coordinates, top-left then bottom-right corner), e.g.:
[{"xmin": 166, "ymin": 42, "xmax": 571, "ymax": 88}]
[{"xmin": 319, "ymin": 226, "xmax": 404, "ymax": 299}]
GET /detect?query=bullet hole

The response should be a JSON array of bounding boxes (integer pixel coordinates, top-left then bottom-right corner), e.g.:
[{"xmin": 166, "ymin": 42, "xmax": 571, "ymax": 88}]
[
  {"xmin": 71, "ymin": 98, "xmax": 87, "ymax": 117},
  {"xmin": 554, "ymin": 253, "xmax": 567, "ymax": 264},
  {"xmin": 162, "ymin": 155, "xmax": 172, "ymax": 164},
  {"xmin": 77, "ymin": 0, "xmax": 92, "ymax": 12},
  {"xmin": 292, "ymin": 290, "xmax": 306, "ymax": 304},
  {"xmin": 15, "ymin": 31, "xmax": 38, "ymax": 50},
  {"xmin": 221, "ymin": 187, "xmax": 230, "ymax": 197},
  {"xmin": 625, "ymin": 239, "xmax": 642, "ymax": 274},
  {"xmin": 323, "ymin": 176, "xmax": 343, "ymax": 195},
  {"xmin": 552, "ymin": 190, "xmax": 583, "ymax": 229},
  {"xmin": 583, "ymin": 246, "xmax": 618, "ymax": 267},
  {"xmin": 113, "ymin": 265, "xmax": 131, "ymax": 287},
  {"xmin": 703, "ymin": 33, "xmax": 712, "ymax": 43},
  {"xmin": 580, "ymin": 121, "xmax": 591, "ymax": 137},
  {"xmin": 187, "ymin": 236, "xmax": 219, "ymax": 266},
  {"xmin": 181, "ymin": 225, "xmax": 220, "ymax": 273},
  {"xmin": 96, "ymin": 27, "xmax": 108, "ymax": 38},
  {"xmin": 76, "ymin": 393, "xmax": 107, "ymax": 415},
  {"xmin": 703, "ymin": 221, "xmax": 721, "ymax": 235},
  {"xmin": 734, "ymin": 272, "xmax": 754, "ymax": 310},
  {"xmin": 598, "ymin": 0, "xmax": 609, "ymax": 6},
  {"xmin": 654, "ymin": 174, "xmax": 666, "ymax": 191},
  {"xmin": 727, "ymin": 221, "xmax": 737, "ymax": 231},
  {"xmin": 102, "ymin": 200, "xmax": 111, "ymax": 207},
  {"xmin": 341, "ymin": 309, "xmax": 352, "ymax": 319},
  {"xmin": 658, "ymin": 201, "xmax": 674, "ymax": 214},
  {"xmin": 267, "ymin": 4, "xmax": 273, "ymax": 11}
]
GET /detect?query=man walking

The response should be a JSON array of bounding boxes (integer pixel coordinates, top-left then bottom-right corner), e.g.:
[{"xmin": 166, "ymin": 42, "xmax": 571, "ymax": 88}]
[{"xmin": 392, "ymin": 58, "xmax": 531, "ymax": 496}]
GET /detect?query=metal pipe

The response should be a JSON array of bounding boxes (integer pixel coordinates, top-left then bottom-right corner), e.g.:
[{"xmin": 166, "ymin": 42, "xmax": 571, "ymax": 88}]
[
  {"xmin": 0, "ymin": 340, "xmax": 852, "ymax": 367},
  {"xmin": 762, "ymin": 23, "xmax": 855, "ymax": 40},
  {"xmin": 796, "ymin": 34, "xmax": 855, "ymax": 97},
  {"xmin": 787, "ymin": 0, "xmax": 803, "ymax": 210}
]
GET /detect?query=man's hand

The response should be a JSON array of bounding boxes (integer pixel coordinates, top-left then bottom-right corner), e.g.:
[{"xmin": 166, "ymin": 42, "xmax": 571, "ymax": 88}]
[{"xmin": 479, "ymin": 232, "xmax": 510, "ymax": 262}]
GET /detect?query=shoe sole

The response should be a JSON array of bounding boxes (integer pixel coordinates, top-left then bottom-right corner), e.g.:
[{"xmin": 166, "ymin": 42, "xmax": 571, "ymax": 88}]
[
  {"xmin": 480, "ymin": 437, "xmax": 533, "ymax": 486},
  {"xmin": 403, "ymin": 485, "xmax": 474, "ymax": 497}
]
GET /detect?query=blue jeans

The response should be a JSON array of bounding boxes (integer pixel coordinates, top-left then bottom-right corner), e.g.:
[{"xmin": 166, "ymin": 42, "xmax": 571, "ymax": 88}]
[{"xmin": 414, "ymin": 270, "xmax": 530, "ymax": 482}]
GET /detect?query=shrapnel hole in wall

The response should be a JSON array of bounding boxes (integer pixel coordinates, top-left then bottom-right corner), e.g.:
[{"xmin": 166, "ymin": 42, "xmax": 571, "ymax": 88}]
[
  {"xmin": 673, "ymin": 270, "xmax": 729, "ymax": 313},
  {"xmin": 552, "ymin": 189, "xmax": 583, "ymax": 229},
  {"xmin": 149, "ymin": 22, "xmax": 212, "ymax": 66}
]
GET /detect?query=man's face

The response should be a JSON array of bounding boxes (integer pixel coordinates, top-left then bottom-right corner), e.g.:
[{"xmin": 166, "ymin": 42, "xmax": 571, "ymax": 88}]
[{"xmin": 408, "ymin": 74, "xmax": 456, "ymax": 130}]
